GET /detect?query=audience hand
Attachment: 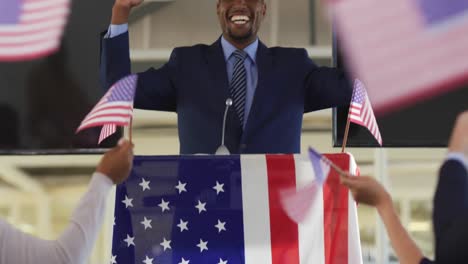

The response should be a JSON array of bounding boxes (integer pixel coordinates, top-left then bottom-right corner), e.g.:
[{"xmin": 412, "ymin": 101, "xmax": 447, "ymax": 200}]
[
  {"xmin": 96, "ymin": 139, "xmax": 134, "ymax": 184},
  {"xmin": 448, "ymin": 110, "xmax": 468, "ymax": 156},
  {"xmin": 341, "ymin": 174, "xmax": 392, "ymax": 210}
]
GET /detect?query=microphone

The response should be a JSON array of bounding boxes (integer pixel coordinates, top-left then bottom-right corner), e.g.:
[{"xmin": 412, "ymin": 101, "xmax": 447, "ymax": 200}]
[{"xmin": 215, "ymin": 98, "xmax": 233, "ymax": 155}]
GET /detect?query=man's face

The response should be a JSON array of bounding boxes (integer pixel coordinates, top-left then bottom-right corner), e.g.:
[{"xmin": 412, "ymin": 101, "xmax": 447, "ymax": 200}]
[{"xmin": 217, "ymin": 0, "xmax": 266, "ymax": 44}]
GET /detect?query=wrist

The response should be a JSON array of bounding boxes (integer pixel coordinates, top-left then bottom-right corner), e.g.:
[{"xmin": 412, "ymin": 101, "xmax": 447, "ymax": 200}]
[{"xmin": 111, "ymin": 4, "xmax": 131, "ymax": 24}]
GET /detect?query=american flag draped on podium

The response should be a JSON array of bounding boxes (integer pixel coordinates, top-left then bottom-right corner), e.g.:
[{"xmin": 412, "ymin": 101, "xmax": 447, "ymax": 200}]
[
  {"xmin": 348, "ymin": 80, "xmax": 382, "ymax": 146},
  {"xmin": 331, "ymin": 0, "xmax": 468, "ymax": 114},
  {"xmin": 112, "ymin": 154, "xmax": 363, "ymax": 264},
  {"xmin": 0, "ymin": 0, "xmax": 70, "ymax": 61},
  {"xmin": 76, "ymin": 74, "xmax": 137, "ymax": 144}
]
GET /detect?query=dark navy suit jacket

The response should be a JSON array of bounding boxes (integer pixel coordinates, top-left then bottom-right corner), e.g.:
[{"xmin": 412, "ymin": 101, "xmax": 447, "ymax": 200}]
[
  {"xmin": 432, "ymin": 159, "xmax": 468, "ymax": 263},
  {"xmin": 100, "ymin": 33, "xmax": 352, "ymax": 154}
]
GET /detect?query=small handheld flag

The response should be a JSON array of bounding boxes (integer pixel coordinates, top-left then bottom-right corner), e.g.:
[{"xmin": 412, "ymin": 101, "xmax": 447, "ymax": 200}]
[
  {"xmin": 281, "ymin": 147, "xmax": 347, "ymax": 223},
  {"xmin": 76, "ymin": 74, "xmax": 137, "ymax": 144},
  {"xmin": 348, "ymin": 79, "xmax": 383, "ymax": 146},
  {"xmin": 0, "ymin": 0, "xmax": 70, "ymax": 61}
]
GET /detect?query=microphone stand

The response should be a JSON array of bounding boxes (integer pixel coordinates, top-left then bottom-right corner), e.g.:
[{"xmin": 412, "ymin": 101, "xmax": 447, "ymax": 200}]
[{"xmin": 215, "ymin": 98, "xmax": 233, "ymax": 155}]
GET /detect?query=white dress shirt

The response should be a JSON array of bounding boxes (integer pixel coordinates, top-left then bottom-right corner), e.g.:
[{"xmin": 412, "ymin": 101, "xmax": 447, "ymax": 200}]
[{"xmin": 0, "ymin": 172, "xmax": 113, "ymax": 264}]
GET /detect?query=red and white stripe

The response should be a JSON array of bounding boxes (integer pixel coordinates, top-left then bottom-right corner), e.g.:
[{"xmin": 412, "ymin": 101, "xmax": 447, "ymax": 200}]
[
  {"xmin": 0, "ymin": 0, "xmax": 70, "ymax": 61},
  {"xmin": 76, "ymin": 100, "xmax": 133, "ymax": 132},
  {"xmin": 349, "ymin": 98, "xmax": 382, "ymax": 146},
  {"xmin": 332, "ymin": 0, "xmax": 468, "ymax": 114},
  {"xmin": 240, "ymin": 154, "xmax": 362, "ymax": 264},
  {"xmin": 99, "ymin": 124, "xmax": 116, "ymax": 144}
]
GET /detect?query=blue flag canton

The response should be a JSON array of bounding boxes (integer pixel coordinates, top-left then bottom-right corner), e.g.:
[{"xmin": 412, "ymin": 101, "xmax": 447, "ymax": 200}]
[
  {"xmin": 418, "ymin": 0, "xmax": 468, "ymax": 25},
  {"xmin": 351, "ymin": 82, "xmax": 366, "ymax": 105},
  {"xmin": 112, "ymin": 156, "xmax": 246, "ymax": 264},
  {"xmin": 0, "ymin": 0, "xmax": 22, "ymax": 24},
  {"xmin": 107, "ymin": 75, "xmax": 137, "ymax": 102}
]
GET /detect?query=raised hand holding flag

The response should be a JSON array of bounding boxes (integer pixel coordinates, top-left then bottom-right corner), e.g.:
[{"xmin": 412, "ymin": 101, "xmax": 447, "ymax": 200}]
[{"xmin": 76, "ymin": 74, "xmax": 137, "ymax": 144}]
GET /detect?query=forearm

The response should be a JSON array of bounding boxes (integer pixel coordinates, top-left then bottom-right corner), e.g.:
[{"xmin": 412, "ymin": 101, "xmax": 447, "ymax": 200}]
[
  {"xmin": 57, "ymin": 172, "xmax": 113, "ymax": 264},
  {"xmin": 377, "ymin": 200, "xmax": 423, "ymax": 264},
  {"xmin": 111, "ymin": 4, "xmax": 131, "ymax": 24},
  {"xmin": 0, "ymin": 173, "xmax": 111, "ymax": 264}
]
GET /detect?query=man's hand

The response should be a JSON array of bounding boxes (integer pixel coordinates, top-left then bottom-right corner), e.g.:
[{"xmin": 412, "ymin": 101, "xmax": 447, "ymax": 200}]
[
  {"xmin": 111, "ymin": 0, "xmax": 144, "ymax": 24},
  {"xmin": 96, "ymin": 139, "xmax": 134, "ymax": 184},
  {"xmin": 448, "ymin": 110, "xmax": 468, "ymax": 156},
  {"xmin": 341, "ymin": 174, "xmax": 392, "ymax": 210}
]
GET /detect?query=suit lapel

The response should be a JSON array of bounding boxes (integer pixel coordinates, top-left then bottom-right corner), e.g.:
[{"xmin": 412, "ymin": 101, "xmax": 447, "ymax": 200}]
[
  {"xmin": 243, "ymin": 41, "xmax": 273, "ymax": 141},
  {"xmin": 205, "ymin": 38, "xmax": 230, "ymax": 102}
]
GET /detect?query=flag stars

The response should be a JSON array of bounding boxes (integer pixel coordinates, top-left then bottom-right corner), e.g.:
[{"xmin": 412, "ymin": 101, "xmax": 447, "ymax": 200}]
[
  {"xmin": 215, "ymin": 219, "xmax": 226, "ymax": 233},
  {"xmin": 218, "ymin": 258, "xmax": 228, "ymax": 264},
  {"xmin": 175, "ymin": 181, "xmax": 187, "ymax": 194},
  {"xmin": 124, "ymin": 234, "xmax": 135, "ymax": 247},
  {"xmin": 110, "ymin": 255, "xmax": 117, "ymax": 264},
  {"xmin": 160, "ymin": 238, "xmax": 172, "ymax": 251},
  {"xmin": 213, "ymin": 181, "xmax": 225, "ymax": 195},
  {"xmin": 139, "ymin": 178, "xmax": 150, "ymax": 191},
  {"xmin": 158, "ymin": 199, "xmax": 170, "ymax": 212},
  {"xmin": 140, "ymin": 217, "xmax": 152, "ymax": 230},
  {"xmin": 179, "ymin": 258, "xmax": 190, "ymax": 264},
  {"xmin": 196, "ymin": 239, "xmax": 208, "ymax": 252},
  {"xmin": 142, "ymin": 255, "xmax": 153, "ymax": 264},
  {"xmin": 195, "ymin": 200, "xmax": 207, "ymax": 214},
  {"xmin": 122, "ymin": 195, "xmax": 133, "ymax": 208},
  {"xmin": 177, "ymin": 219, "xmax": 189, "ymax": 232}
]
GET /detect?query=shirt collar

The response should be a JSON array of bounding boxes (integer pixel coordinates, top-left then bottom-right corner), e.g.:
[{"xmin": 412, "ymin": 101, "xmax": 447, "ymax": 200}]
[{"xmin": 221, "ymin": 36, "xmax": 258, "ymax": 63}]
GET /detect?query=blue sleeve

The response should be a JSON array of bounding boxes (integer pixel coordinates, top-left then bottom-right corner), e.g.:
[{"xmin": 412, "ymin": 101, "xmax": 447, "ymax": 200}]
[{"xmin": 301, "ymin": 49, "xmax": 353, "ymax": 113}]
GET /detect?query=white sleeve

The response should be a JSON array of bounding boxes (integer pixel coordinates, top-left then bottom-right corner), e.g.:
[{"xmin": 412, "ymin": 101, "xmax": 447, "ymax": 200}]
[
  {"xmin": 0, "ymin": 172, "xmax": 113, "ymax": 264},
  {"xmin": 104, "ymin": 24, "xmax": 129, "ymax": 38}
]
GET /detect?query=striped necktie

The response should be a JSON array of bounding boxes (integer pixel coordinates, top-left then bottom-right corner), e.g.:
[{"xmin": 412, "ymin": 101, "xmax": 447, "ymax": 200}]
[{"xmin": 230, "ymin": 50, "xmax": 248, "ymax": 125}]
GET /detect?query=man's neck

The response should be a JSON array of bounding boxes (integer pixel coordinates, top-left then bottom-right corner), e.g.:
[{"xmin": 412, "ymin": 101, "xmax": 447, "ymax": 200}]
[{"xmin": 223, "ymin": 34, "xmax": 257, "ymax": 50}]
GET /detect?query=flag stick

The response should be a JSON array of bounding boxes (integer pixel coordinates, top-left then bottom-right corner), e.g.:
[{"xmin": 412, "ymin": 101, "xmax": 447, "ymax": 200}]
[
  {"xmin": 342, "ymin": 82, "xmax": 356, "ymax": 153},
  {"xmin": 129, "ymin": 117, "xmax": 133, "ymax": 144},
  {"xmin": 341, "ymin": 114, "xmax": 351, "ymax": 153},
  {"xmin": 322, "ymin": 155, "xmax": 347, "ymax": 176}
]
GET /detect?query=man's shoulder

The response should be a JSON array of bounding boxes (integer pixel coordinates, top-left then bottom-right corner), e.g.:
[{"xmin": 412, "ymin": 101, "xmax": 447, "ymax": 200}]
[
  {"xmin": 172, "ymin": 44, "xmax": 211, "ymax": 54},
  {"xmin": 266, "ymin": 46, "xmax": 308, "ymax": 56}
]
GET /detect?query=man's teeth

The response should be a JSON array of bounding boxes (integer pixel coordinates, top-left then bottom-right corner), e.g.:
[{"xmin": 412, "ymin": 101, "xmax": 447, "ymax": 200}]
[{"xmin": 231, "ymin": 15, "xmax": 250, "ymax": 24}]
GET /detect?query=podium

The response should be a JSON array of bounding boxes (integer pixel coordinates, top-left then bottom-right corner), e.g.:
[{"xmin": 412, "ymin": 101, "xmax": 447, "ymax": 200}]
[{"xmin": 111, "ymin": 153, "xmax": 362, "ymax": 264}]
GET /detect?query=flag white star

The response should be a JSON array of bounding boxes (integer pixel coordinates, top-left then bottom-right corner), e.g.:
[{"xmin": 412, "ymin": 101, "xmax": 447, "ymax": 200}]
[
  {"xmin": 215, "ymin": 219, "xmax": 226, "ymax": 233},
  {"xmin": 160, "ymin": 237, "xmax": 172, "ymax": 251},
  {"xmin": 110, "ymin": 255, "xmax": 117, "ymax": 264},
  {"xmin": 124, "ymin": 234, "xmax": 135, "ymax": 247},
  {"xmin": 195, "ymin": 200, "xmax": 207, "ymax": 214},
  {"xmin": 175, "ymin": 181, "xmax": 187, "ymax": 194},
  {"xmin": 122, "ymin": 195, "xmax": 133, "ymax": 208},
  {"xmin": 179, "ymin": 258, "xmax": 190, "ymax": 264},
  {"xmin": 140, "ymin": 217, "xmax": 152, "ymax": 230},
  {"xmin": 142, "ymin": 255, "xmax": 153, "ymax": 264},
  {"xmin": 196, "ymin": 239, "xmax": 208, "ymax": 252},
  {"xmin": 177, "ymin": 219, "xmax": 189, "ymax": 232},
  {"xmin": 213, "ymin": 181, "xmax": 225, "ymax": 195},
  {"xmin": 158, "ymin": 199, "xmax": 170, "ymax": 212},
  {"xmin": 139, "ymin": 178, "xmax": 150, "ymax": 191},
  {"xmin": 218, "ymin": 258, "xmax": 228, "ymax": 264}
]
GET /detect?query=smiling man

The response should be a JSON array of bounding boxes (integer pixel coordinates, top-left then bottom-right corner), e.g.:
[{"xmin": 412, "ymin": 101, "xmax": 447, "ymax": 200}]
[{"xmin": 100, "ymin": 0, "xmax": 353, "ymax": 154}]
